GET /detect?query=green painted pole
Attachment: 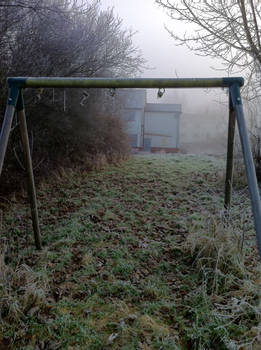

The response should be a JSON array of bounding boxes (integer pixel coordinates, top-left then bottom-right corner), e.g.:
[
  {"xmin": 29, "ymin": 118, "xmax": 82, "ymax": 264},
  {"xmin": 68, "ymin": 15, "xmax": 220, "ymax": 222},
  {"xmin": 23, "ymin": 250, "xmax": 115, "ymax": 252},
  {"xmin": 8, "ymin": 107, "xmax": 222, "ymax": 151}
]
[{"xmin": 7, "ymin": 77, "xmax": 244, "ymax": 89}]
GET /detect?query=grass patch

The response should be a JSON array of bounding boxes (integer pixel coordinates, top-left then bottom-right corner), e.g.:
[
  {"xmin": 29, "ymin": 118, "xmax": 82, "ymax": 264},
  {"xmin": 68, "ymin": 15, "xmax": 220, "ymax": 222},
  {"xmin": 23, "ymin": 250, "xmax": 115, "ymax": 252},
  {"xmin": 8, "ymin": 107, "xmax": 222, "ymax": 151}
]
[{"xmin": 1, "ymin": 154, "xmax": 261, "ymax": 349}]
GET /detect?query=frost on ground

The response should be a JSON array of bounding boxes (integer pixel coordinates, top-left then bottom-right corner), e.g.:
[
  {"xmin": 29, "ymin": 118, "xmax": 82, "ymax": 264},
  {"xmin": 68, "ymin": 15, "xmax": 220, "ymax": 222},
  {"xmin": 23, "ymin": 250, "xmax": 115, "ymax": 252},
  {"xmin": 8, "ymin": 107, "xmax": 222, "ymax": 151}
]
[{"xmin": 1, "ymin": 154, "xmax": 261, "ymax": 349}]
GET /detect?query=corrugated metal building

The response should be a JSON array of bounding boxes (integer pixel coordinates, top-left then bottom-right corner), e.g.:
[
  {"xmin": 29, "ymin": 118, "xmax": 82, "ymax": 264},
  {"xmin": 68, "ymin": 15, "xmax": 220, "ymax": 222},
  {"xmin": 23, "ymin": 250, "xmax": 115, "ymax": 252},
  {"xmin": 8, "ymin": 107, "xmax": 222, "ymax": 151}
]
[{"xmin": 124, "ymin": 89, "xmax": 181, "ymax": 152}]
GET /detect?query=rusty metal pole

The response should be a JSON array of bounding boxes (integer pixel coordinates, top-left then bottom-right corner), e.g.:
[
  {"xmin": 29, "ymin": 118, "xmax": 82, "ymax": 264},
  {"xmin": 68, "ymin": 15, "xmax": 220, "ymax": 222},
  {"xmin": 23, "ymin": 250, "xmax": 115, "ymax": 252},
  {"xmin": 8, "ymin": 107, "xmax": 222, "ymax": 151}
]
[
  {"xmin": 224, "ymin": 90, "xmax": 236, "ymax": 210},
  {"xmin": 17, "ymin": 91, "xmax": 42, "ymax": 250},
  {"xmin": 0, "ymin": 88, "xmax": 19, "ymax": 176}
]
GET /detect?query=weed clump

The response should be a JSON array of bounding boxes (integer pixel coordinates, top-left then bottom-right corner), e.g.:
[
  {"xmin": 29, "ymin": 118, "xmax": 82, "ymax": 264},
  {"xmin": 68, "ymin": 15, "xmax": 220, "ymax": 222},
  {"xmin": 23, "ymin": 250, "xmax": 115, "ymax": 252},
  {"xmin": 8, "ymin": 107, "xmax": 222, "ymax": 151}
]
[
  {"xmin": 184, "ymin": 217, "xmax": 261, "ymax": 348},
  {"xmin": 0, "ymin": 241, "xmax": 48, "ymax": 326},
  {"xmin": 186, "ymin": 218, "xmax": 246, "ymax": 293}
]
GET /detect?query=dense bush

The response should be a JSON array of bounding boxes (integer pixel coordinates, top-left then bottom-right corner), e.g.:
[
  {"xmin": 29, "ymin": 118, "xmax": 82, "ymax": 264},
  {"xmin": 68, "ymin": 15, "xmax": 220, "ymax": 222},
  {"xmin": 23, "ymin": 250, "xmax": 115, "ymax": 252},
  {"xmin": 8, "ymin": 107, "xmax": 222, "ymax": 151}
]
[{"xmin": 0, "ymin": 0, "xmax": 143, "ymax": 191}]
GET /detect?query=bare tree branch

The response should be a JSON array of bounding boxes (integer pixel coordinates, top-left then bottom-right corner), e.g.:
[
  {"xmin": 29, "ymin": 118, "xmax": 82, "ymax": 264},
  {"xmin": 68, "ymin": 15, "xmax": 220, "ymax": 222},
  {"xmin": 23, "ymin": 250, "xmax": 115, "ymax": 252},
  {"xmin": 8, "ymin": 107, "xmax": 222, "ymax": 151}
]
[{"xmin": 156, "ymin": 0, "xmax": 261, "ymax": 98}]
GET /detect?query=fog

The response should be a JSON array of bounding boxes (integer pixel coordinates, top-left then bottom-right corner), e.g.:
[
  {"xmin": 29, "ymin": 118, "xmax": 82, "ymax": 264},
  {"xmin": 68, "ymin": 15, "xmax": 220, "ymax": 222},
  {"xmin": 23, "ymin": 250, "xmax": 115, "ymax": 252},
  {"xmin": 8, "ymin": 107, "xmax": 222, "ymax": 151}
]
[{"xmin": 101, "ymin": 0, "xmax": 230, "ymax": 154}]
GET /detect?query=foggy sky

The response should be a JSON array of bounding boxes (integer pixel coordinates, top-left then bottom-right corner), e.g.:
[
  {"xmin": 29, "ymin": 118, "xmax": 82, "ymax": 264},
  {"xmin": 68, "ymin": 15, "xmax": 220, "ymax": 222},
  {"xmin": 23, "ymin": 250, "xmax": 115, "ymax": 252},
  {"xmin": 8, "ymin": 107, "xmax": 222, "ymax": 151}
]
[
  {"xmin": 101, "ymin": 0, "xmax": 222, "ymax": 77},
  {"xmin": 100, "ymin": 0, "xmax": 228, "ymax": 112},
  {"xmin": 100, "ymin": 0, "xmax": 230, "ymax": 154}
]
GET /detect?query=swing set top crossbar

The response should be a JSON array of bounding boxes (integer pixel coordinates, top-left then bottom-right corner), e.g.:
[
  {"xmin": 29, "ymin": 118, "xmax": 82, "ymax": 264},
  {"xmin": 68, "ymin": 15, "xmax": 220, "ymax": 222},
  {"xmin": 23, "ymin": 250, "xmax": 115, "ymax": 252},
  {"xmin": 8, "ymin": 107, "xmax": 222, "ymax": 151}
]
[{"xmin": 7, "ymin": 76, "xmax": 244, "ymax": 89}]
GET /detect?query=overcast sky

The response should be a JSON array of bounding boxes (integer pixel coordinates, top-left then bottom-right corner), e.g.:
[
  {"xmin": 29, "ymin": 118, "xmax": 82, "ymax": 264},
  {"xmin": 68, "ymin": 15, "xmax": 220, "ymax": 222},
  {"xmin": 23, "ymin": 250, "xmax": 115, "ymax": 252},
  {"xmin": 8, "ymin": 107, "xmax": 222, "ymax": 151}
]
[
  {"xmin": 100, "ymin": 0, "xmax": 227, "ymax": 109},
  {"xmin": 101, "ymin": 0, "xmax": 224, "ymax": 78}
]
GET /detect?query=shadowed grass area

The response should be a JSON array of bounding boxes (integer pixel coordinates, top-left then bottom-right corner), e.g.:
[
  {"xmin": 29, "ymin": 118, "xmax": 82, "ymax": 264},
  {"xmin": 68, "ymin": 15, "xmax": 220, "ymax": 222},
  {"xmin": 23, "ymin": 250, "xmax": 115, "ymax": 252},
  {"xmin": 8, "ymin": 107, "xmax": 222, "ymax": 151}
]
[{"xmin": 1, "ymin": 154, "xmax": 261, "ymax": 349}]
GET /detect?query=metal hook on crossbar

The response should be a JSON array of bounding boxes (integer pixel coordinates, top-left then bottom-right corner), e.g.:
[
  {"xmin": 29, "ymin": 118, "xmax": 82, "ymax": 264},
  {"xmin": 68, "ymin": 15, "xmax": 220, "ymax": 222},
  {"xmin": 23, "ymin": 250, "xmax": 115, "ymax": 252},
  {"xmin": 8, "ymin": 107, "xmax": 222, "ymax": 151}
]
[
  {"xmin": 157, "ymin": 87, "xmax": 165, "ymax": 98},
  {"xmin": 109, "ymin": 88, "xmax": 116, "ymax": 97},
  {"xmin": 80, "ymin": 89, "xmax": 90, "ymax": 106}
]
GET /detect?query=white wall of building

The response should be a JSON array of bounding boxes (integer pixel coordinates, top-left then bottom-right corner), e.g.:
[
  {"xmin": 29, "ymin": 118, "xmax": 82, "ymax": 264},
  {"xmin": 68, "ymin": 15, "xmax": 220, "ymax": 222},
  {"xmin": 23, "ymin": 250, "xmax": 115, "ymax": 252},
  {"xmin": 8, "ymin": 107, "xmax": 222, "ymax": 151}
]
[{"xmin": 124, "ymin": 90, "xmax": 181, "ymax": 151}]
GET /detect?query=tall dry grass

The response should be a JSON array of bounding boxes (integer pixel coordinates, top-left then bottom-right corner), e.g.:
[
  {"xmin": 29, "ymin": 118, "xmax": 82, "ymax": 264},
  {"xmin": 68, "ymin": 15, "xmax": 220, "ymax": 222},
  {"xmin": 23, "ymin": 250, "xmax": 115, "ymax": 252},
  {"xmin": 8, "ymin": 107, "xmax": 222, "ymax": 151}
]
[{"xmin": 0, "ymin": 239, "xmax": 48, "ymax": 324}]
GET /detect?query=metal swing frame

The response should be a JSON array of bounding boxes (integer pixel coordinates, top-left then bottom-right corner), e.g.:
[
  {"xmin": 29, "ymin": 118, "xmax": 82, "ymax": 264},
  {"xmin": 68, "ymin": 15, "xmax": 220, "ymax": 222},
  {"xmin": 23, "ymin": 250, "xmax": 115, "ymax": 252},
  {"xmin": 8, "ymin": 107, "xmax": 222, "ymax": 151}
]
[{"xmin": 0, "ymin": 76, "xmax": 261, "ymax": 259}]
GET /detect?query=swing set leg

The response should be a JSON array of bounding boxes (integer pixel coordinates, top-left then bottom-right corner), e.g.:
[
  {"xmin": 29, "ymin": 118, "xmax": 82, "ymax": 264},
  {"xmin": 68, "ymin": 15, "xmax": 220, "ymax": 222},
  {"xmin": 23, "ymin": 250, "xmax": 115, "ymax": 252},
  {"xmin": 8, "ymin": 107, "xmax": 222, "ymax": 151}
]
[
  {"xmin": 0, "ymin": 95, "xmax": 17, "ymax": 175},
  {"xmin": 230, "ymin": 84, "xmax": 261, "ymax": 259},
  {"xmin": 224, "ymin": 91, "xmax": 236, "ymax": 210},
  {"xmin": 0, "ymin": 88, "xmax": 41, "ymax": 250},
  {"xmin": 17, "ymin": 91, "xmax": 41, "ymax": 249}
]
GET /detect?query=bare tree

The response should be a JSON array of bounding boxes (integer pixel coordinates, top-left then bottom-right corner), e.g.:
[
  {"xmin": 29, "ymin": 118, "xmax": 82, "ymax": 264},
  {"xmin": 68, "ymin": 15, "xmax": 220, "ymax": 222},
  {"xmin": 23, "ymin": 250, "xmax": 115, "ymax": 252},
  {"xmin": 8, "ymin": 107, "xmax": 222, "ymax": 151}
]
[
  {"xmin": 0, "ymin": 0, "xmax": 75, "ymax": 109},
  {"xmin": 1, "ymin": 1, "xmax": 143, "ymax": 80},
  {"xmin": 4, "ymin": 0, "xmax": 144, "ymax": 108},
  {"xmin": 0, "ymin": 0, "xmax": 71, "ymax": 36},
  {"xmin": 155, "ymin": 0, "xmax": 261, "ymax": 98},
  {"xmin": 0, "ymin": 0, "xmax": 144, "ymax": 105},
  {"xmin": 0, "ymin": 0, "xmax": 144, "ymax": 171}
]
